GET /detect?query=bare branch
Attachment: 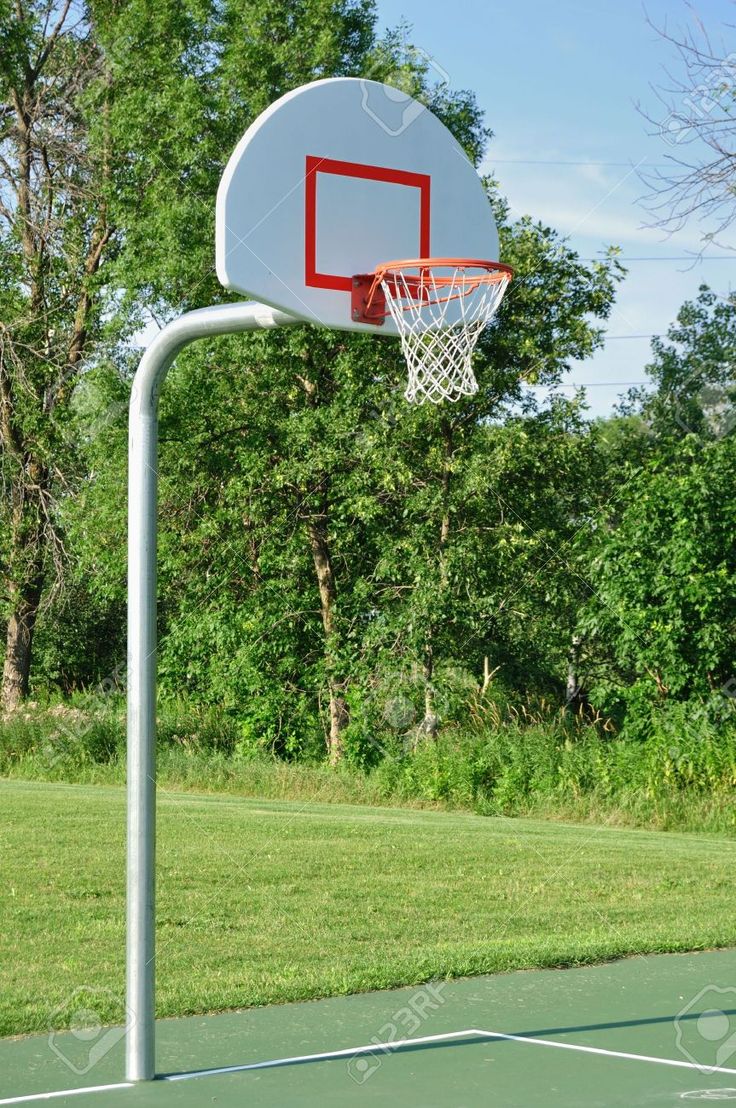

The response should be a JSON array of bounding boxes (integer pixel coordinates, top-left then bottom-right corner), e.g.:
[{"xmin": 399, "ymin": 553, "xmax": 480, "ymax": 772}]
[
  {"xmin": 639, "ymin": 4, "xmax": 736, "ymax": 249},
  {"xmin": 33, "ymin": 0, "xmax": 73, "ymax": 77}
]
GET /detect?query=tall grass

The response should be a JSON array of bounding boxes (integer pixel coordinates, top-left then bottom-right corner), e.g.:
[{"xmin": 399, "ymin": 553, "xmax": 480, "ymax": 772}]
[{"xmin": 1, "ymin": 694, "xmax": 735, "ymax": 833}]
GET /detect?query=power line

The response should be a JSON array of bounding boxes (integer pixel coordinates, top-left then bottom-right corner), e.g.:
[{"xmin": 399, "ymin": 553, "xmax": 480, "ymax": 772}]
[
  {"xmin": 581, "ymin": 256, "xmax": 733, "ymax": 262},
  {"xmin": 492, "ymin": 159, "xmax": 672, "ymax": 167},
  {"xmin": 559, "ymin": 381, "xmax": 647, "ymax": 388},
  {"xmin": 529, "ymin": 381, "xmax": 648, "ymax": 388}
]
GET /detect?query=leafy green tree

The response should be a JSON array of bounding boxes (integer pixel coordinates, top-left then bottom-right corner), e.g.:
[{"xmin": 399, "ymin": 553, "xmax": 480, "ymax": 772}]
[
  {"xmin": 582, "ymin": 291, "xmax": 736, "ymax": 722},
  {"xmin": 581, "ymin": 435, "xmax": 736, "ymax": 714},
  {"xmin": 90, "ymin": 4, "xmax": 497, "ymax": 761},
  {"xmin": 9, "ymin": 0, "xmax": 626, "ymax": 768},
  {"xmin": 89, "ymin": 209, "xmax": 621, "ymax": 763},
  {"xmin": 0, "ymin": 1, "xmax": 120, "ymax": 708},
  {"xmin": 623, "ymin": 286, "xmax": 736, "ymax": 444},
  {"xmin": 357, "ymin": 214, "xmax": 622, "ymax": 736},
  {"xmin": 1, "ymin": 0, "xmax": 382, "ymax": 708}
]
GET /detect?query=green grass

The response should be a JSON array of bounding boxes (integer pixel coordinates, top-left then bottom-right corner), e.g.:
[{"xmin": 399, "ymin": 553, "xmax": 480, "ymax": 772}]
[
  {"xmin": 3, "ymin": 697, "xmax": 736, "ymax": 835},
  {"xmin": 2, "ymin": 778, "xmax": 736, "ymax": 1039}
]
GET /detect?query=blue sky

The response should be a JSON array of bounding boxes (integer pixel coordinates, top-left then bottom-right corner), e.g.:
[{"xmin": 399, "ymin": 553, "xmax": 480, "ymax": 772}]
[{"xmin": 376, "ymin": 0, "xmax": 735, "ymax": 416}]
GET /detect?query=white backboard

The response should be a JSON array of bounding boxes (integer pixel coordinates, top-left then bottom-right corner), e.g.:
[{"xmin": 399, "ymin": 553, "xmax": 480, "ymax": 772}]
[{"xmin": 216, "ymin": 78, "xmax": 500, "ymax": 334}]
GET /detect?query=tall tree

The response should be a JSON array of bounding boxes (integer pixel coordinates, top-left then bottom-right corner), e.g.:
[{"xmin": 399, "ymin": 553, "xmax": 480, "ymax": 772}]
[
  {"xmin": 365, "ymin": 214, "xmax": 622, "ymax": 734},
  {"xmin": 580, "ymin": 435, "xmax": 736, "ymax": 713},
  {"xmin": 622, "ymin": 286, "xmax": 736, "ymax": 444},
  {"xmin": 581, "ymin": 290, "xmax": 736, "ymax": 719},
  {"xmin": 0, "ymin": 1, "xmax": 116, "ymax": 708},
  {"xmin": 0, "ymin": 0, "xmax": 380, "ymax": 709},
  {"xmin": 642, "ymin": 4, "xmax": 736, "ymax": 247},
  {"xmin": 94, "ymin": 12, "xmax": 491, "ymax": 761},
  {"xmin": 5, "ymin": 2, "xmax": 625, "ymax": 762}
]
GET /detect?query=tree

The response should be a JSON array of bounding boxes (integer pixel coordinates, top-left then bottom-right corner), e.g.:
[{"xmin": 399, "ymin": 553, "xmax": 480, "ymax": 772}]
[
  {"xmin": 622, "ymin": 286, "xmax": 736, "ymax": 444},
  {"xmin": 0, "ymin": 0, "xmax": 380, "ymax": 710},
  {"xmin": 92, "ymin": 11, "xmax": 492, "ymax": 762},
  {"xmin": 0, "ymin": 1, "xmax": 117, "ymax": 708},
  {"xmin": 581, "ymin": 291, "xmax": 736, "ymax": 721},
  {"xmin": 86, "ymin": 207, "xmax": 620, "ymax": 763},
  {"xmin": 580, "ymin": 435, "xmax": 736, "ymax": 713},
  {"xmin": 5, "ymin": 2, "xmax": 625, "ymax": 762},
  {"xmin": 642, "ymin": 4, "xmax": 736, "ymax": 248}
]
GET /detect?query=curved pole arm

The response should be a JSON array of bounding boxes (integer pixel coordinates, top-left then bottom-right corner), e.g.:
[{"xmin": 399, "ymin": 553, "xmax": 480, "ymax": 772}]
[
  {"xmin": 129, "ymin": 301, "xmax": 298, "ymax": 417},
  {"xmin": 126, "ymin": 301, "xmax": 300, "ymax": 1082}
]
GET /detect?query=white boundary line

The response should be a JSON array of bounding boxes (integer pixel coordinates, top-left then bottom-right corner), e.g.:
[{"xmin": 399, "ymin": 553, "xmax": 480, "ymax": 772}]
[
  {"xmin": 163, "ymin": 1028, "xmax": 478, "ymax": 1080},
  {"xmin": 0, "ymin": 1083, "xmax": 132, "ymax": 1105},
  {"xmin": 4, "ymin": 1025, "xmax": 736, "ymax": 1103},
  {"xmin": 163, "ymin": 1025, "xmax": 736, "ymax": 1081},
  {"xmin": 472, "ymin": 1028, "xmax": 736, "ymax": 1076}
]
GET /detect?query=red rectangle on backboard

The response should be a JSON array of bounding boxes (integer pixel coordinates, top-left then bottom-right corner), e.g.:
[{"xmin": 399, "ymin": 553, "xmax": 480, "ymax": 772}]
[{"xmin": 305, "ymin": 155, "xmax": 431, "ymax": 292}]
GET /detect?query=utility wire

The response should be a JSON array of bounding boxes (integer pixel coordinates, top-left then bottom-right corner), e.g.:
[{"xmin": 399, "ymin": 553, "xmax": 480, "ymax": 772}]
[
  {"xmin": 581, "ymin": 256, "xmax": 733, "ymax": 262},
  {"xmin": 528, "ymin": 381, "xmax": 648, "ymax": 388},
  {"xmin": 492, "ymin": 159, "xmax": 672, "ymax": 167}
]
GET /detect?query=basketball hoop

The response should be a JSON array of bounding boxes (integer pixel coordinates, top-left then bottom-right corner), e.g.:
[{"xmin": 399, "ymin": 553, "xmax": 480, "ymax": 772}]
[
  {"xmin": 351, "ymin": 258, "xmax": 513, "ymax": 404},
  {"xmin": 124, "ymin": 77, "xmax": 517, "ymax": 1088}
]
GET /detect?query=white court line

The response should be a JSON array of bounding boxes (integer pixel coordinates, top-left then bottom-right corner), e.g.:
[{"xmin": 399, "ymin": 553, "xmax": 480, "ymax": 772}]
[
  {"xmin": 164, "ymin": 1026, "xmax": 736, "ymax": 1082},
  {"xmin": 5, "ymin": 1024, "xmax": 736, "ymax": 1103},
  {"xmin": 472, "ymin": 1028, "xmax": 736, "ymax": 1076},
  {"xmin": 163, "ymin": 1028, "xmax": 479, "ymax": 1080},
  {"xmin": 0, "ymin": 1083, "xmax": 132, "ymax": 1105}
]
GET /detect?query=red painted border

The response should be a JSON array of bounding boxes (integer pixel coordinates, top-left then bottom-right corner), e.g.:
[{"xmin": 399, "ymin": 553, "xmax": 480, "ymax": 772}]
[{"xmin": 304, "ymin": 156, "xmax": 431, "ymax": 292}]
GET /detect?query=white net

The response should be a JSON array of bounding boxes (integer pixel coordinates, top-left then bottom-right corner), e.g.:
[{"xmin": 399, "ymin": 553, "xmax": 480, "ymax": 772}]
[{"xmin": 378, "ymin": 263, "xmax": 511, "ymax": 404}]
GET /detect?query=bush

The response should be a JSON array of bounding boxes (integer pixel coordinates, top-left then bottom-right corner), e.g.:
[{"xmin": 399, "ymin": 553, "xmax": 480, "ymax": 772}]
[{"xmin": 1, "ymin": 692, "xmax": 735, "ymax": 834}]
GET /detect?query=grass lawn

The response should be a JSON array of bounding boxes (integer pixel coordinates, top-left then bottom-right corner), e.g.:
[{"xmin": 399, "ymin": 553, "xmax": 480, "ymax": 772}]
[{"xmin": 2, "ymin": 778, "xmax": 735, "ymax": 1038}]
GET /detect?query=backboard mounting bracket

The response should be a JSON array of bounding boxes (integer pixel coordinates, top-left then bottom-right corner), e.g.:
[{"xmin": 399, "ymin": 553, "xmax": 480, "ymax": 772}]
[{"xmin": 351, "ymin": 274, "xmax": 386, "ymax": 326}]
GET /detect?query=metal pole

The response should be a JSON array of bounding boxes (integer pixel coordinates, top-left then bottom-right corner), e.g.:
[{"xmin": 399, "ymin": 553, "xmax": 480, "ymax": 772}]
[{"xmin": 126, "ymin": 302, "xmax": 298, "ymax": 1082}]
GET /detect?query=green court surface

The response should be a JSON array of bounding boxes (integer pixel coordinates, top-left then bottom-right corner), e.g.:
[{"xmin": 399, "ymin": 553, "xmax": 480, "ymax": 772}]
[{"xmin": 2, "ymin": 950, "xmax": 736, "ymax": 1106}]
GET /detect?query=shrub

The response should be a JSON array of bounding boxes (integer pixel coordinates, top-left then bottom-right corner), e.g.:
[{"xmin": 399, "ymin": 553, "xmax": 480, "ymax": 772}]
[{"xmin": 1, "ymin": 692, "xmax": 735, "ymax": 834}]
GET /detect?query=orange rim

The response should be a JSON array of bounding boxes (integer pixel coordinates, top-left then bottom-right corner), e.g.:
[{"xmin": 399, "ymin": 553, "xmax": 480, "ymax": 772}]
[{"xmin": 368, "ymin": 258, "xmax": 513, "ymax": 312}]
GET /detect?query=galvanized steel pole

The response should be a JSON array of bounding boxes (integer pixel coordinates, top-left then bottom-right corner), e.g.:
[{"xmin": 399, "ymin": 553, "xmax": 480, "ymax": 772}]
[{"xmin": 126, "ymin": 302, "xmax": 298, "ymax": 1082}]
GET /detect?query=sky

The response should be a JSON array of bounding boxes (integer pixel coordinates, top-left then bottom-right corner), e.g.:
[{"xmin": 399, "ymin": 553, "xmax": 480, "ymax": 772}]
[{"xmin": 375, "ymin": 0, "xmax": 735, "ymax": 416}]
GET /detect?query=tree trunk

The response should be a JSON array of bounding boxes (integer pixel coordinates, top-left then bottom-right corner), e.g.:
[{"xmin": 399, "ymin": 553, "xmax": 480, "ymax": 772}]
[
  {"xmin": 2, "ymin": 575, "xmax": 43, "ymax": 711},
  {"xmin": 481, "ymin": 656, "xmax": 499, "ymax": 695},
  {"xmin": 306, "ymin": 513, "xmax": 348, "ymax": 765},
  {"xmin": 421, "ymin": 417, "xmax": 452, "ymax": 735},
  {"xmin": 327, "ymin": 683, "xmax": 349, "ymax": 766},
  {"xmin": 565, "ymin": 633, "xmax": 584, "ymax": 711},
  {"xmin": 296, "ymin": 367, "xmax": 348, "ymax": 766},
  {"xmin": 0, "ymin": 18, "xmax": 114, "ymax": 713},
  {"xmin": 421, "ymin": 638, "xmax": 438, "ymax": 739},
  {"xmin": 1, "ymin": 467, "xmax": 47, "ymax": 712}
]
